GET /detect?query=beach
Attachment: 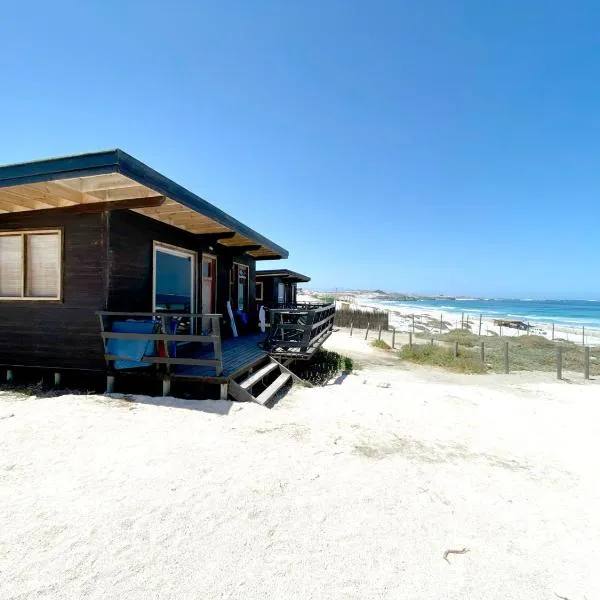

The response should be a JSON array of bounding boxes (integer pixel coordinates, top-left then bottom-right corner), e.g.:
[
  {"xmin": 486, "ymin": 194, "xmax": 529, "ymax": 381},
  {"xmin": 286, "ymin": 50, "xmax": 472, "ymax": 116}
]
[
  {"xmin": 302, "ymin": 291, "xmax": 600, "ymax": 346},
  {"xmin": 1, "ymin": 329, "xmax": 598, "ymax": 599}
]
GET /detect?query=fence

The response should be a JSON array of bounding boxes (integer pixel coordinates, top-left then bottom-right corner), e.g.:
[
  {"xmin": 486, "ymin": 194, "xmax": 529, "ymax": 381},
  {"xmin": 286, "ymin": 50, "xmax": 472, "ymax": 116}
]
[
  {"xmin": 334, "ymin": 307, "xmax": 389, "ymax": 330},
  {"xmin": 345, "ymin": 322, "xmax": 599, "ymax": 381},
  {"xmin": 345, "ymin": 304, "xmax": 598, "ymax": 348}
]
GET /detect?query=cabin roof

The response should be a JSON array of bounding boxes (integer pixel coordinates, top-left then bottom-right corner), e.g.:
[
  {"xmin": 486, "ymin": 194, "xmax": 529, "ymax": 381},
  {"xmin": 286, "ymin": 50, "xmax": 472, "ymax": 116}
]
[
  {"xmin": 256, "ymin": 269, "xmax": 310, "ymax": 283},
  {"xmin": 0, "ymin": 149, "xmax": 288, "ymax": 260}
]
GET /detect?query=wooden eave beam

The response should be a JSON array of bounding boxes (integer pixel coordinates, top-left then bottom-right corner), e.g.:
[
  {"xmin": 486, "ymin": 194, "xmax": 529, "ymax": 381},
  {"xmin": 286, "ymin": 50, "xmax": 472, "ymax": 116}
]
[
  {"xmin": 219, "ymin": 244, "xmax": 262, "ymax": 254},
  {"xmin": 196, "ymin": 231, "xmax": 236, "ymax": 241},
  {"xmin": 0, "ymin": 196, "xmax": 165, "ymax": 222}
]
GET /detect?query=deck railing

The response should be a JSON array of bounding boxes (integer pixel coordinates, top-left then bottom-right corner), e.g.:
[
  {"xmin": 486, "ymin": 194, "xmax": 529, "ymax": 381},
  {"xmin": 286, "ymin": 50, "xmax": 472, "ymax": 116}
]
[
  {"xmin": 97, "ymin": 312, "xmax": 224, "ymax": 376},
  {"xmin": 264, "ymin": 303, "xmax": 336, "ymax": 357}
]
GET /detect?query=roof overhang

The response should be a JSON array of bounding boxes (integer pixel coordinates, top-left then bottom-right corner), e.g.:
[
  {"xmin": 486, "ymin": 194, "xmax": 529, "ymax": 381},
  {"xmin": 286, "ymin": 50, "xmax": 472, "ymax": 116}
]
[
  {"xmin": 0, "ymin": 149, "xmax": 288, "ymax": 260},
  {"xmin": 256, "ymin": 269, "xmax": 310, "ymax": 283}
]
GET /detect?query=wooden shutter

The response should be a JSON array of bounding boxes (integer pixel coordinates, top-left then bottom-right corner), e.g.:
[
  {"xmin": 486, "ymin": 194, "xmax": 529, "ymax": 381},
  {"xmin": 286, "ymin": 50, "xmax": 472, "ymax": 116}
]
[
  {"xmin": 26, "ymin": 233, "xmax": 60, "ymax": 298},
  {"xmin": 0, "ymin": 235, "xmax": 23, "ymax": 297}
]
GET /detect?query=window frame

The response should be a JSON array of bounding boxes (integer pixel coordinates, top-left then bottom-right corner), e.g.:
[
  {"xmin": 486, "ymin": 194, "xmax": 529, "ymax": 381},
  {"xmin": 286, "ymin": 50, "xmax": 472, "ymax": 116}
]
[
  {"xmin": 152, "ymin": 241, "xmax": 197, "ymax": 314},
  {"xmin": 256, "ymin": 280, "xmax": 264, "ymax": 302},
  {"xmin": 0, "ymin": 229, "xmax": 63, "ymax": 301}
]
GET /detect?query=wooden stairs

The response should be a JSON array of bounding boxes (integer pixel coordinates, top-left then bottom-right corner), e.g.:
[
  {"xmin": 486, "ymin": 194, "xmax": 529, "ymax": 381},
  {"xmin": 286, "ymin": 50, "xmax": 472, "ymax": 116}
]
[{"xmin": 228, "ymin": 356, "xmax": 311, "ymax": 406}]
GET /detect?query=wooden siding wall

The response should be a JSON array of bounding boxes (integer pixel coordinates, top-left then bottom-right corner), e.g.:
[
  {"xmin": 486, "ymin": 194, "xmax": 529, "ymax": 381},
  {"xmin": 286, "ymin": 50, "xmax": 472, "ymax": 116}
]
[
  {"xmin": 0, "ymin": 211, "xmax": 108, "ymax": 370},
  {"xmin": 0, "ymin": 208, "xmax": 260, "ymax": 372},
  {"xmin": 256, "ymin": 276, "xmax": 296, "ymax": 306},
  {"xmin": 108, "ymin": 210, "xmax": 257, "ymax": 334}
]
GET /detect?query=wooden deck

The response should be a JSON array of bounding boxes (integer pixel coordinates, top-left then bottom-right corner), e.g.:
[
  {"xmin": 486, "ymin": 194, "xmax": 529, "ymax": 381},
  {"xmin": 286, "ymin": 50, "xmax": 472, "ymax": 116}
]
[{"xmin": 173, "ymin": 333, "xmax": 267, "ymax": 382}]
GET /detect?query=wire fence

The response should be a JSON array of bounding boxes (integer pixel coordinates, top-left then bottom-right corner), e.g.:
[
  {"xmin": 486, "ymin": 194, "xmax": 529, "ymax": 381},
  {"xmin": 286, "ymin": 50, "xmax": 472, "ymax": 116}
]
[
  {"xmin": 334, "ymin": 300, "xmax": 598, "ymax": 347},
  {"xmin": 343, "ymin": 323, "xmax": 599, "ymax": 380}
]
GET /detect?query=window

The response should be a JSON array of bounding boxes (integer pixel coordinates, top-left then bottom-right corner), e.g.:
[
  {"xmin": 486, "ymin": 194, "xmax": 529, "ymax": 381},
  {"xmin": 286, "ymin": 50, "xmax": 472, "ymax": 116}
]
[
  {"xmin": 153, "ymin": 243, "xmax": 196, "ymax": 312},
  {"xmin": 256, "ymin": 281, "xmax": 263, "ymax": 302},
  {"xmin": 277, "ymin": 282, "xmax": 285, "ymax": 304},
  {"xmin": 0, "ymin": 231, "xmax": 61, "ymax": 300}
]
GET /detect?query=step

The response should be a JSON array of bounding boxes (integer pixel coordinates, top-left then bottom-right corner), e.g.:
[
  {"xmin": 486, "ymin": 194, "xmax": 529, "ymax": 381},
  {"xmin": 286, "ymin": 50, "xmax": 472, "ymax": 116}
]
[
  {"xmin": 239, "ymin": 361, "xmax": 278, "ymax": 390},
  {"xmin": 255, "ymin": 373, "xmax": 291, "ymax": 405}
]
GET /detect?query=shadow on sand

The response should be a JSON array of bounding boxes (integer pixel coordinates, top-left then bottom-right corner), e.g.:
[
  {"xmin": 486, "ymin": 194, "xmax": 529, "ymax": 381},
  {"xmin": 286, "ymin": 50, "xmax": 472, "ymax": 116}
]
[{"xmin": 109, "ymin": 394, "xmax": 234, "ymax": 415}]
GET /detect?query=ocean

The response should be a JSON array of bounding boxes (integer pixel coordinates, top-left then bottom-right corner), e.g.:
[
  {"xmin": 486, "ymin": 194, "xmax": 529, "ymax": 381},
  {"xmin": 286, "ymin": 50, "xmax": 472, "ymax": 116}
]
[{"xmin": 376, "ymin": 298, "xmax": 600, "ymax": 330}]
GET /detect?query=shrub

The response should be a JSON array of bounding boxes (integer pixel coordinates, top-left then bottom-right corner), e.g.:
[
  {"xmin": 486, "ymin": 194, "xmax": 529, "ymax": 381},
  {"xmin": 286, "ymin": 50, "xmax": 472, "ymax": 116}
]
[
  {"xmin": 371, "ymin": 339, "xmax": 391, "ymax": 350},
  {"xmin": 291, "ymin": 348, "xmax": 354, "ymax": 385}
]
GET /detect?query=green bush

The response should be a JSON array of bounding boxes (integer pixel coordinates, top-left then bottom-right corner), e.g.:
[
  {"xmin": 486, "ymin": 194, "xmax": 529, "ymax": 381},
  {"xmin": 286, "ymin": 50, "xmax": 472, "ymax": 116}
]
[
  {"xmin": 400, "ymin": 344, "xmax": 486, "ymax": 374},
  {"xmin": 371, "ymin": 339, "xmax": 391, "ymax": 350},
  {"xmin": 291, "ymin": 348, "xmax": 354, "ymax": 385}
]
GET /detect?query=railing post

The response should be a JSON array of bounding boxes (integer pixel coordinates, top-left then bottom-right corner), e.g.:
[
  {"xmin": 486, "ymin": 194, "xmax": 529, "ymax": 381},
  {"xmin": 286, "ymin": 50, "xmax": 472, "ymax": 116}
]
[
  {"xmin": 480, "ymin": 341, "xmax": 485, "ymax": 363},
  {"xmin": 504, "ymin": 341, "xmax": 509, "ymax": 374},
  {"xmin": 584, "ymin": 346, "xmax": 590, "ymax": 380},
  {"xmin": 213, "ymin": 316, "xmax": 223, "ymax": 376},
  {"xmin": 159, "ymin": 314, "xmax": 170, "ymax": 375},
  {"xmin": 556, "ymin": 348, "xmax": 562, "ymax": 380},
  {"xmin": 378, "ymin": 325, "xmax": 382, "ymax": 341},
  {"xmin": 408, "ymin": 332, "xmax": 413, "ymax": 349},
  {"xmin": 300, "ymin": 309, "xmax": 316, "ymax": 353},
  {"xmin": 392, "ymin": 328, "xmax": 396, "ymax": 349},
  {"xmin": 365, "ymin": 322, "xmax": 370, "ymax": 340}
]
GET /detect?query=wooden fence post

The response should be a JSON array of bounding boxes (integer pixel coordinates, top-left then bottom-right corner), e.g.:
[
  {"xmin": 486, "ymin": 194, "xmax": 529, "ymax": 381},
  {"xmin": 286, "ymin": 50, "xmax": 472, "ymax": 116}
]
[
  {"xmin": 365, "ymin": 323, "xmax": 370, "ymax": 340},
  {"xmin": 392, "ymin": 328, "xmax": 396, "ymax": 349},
  {"xmin": 582, "ymin": 326, "xmax": 585, "ymax": 347},
  {"xmin": 556, "ymin": 348, "xmax": 562, "ymax": 380},
  {"xmin": 378, "ymin": 325, "xmax": 382, "ymax": 341},
  {"xmin": 499, "ymin": 324, "xmax": 503, "ymax": 337},
  {"xmin": 350, "ymin": 322, "xmax": 353, "ymax": 337},
  {"xmin": 552, "ymin": 323, "xmax": 555, "ymax": 340},
  {"xmin": 461, "ymin": 312, "xmax": 464, "ymax": 328},
  {"xmin": 411, "ymin": 314, "xmax": 415, "ymax": 334},
  {"xmin": 431, "ymin": 338, "xmax": 434, "ymax": 347},
  {"xmin": 466, "ymin": 315, "xmax": 470, "ymax": 330},
  {"xmin": 478, "ymin": 314, "xmax": 482, "ymax": 336},
  {"xmin": 440, "ymin": 314, "xmax": 443, "ymax": 334},
  {"xmin": 584, "ymin": 346, "xmax": 590, "ymax": 380},
  {"xmin": 453, "ymin": 341, "xmax": 458, "ymax": 357},
  {"xmin": 409, "ymin": 332, "xmax": 413, "ymax": 349},
  {"xmin": 504, "ymin": 341, "xmax": 509, "ymax": 374},
  {"xmin": 480, "ymin": 341, "xmax": 485, "ymax": 363}
]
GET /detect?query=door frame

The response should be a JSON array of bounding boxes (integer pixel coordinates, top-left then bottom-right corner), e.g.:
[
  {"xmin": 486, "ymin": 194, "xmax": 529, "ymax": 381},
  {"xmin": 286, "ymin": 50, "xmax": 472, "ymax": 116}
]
[
  {"xmin": 233, "ymin": 261, "xmax": 249, "ymax": 311},
  {"xmin": 201, "ymin": 253, "xmax": 218, "ymax": 314},
  {"xmin": 152, "ymin": 241, "xmax": 197, "ymax": 313}
]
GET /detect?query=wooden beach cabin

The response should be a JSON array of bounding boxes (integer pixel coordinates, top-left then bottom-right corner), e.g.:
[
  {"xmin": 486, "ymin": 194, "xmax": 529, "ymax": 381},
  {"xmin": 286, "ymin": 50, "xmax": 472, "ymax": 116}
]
[
  {"xmin": 0, "ymin": 150, "xmax": 334, "ymax": 404},
  {"xmin": 256, "ymin": 269, "xmax": 310, "ymax": 308}
]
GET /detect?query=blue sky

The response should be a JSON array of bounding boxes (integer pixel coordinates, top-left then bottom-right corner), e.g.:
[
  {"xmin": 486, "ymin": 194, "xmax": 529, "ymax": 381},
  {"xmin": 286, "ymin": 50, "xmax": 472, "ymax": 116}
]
[{"xmin": 1, "ymin": 1, "xmax": 599, "ymax": 298}]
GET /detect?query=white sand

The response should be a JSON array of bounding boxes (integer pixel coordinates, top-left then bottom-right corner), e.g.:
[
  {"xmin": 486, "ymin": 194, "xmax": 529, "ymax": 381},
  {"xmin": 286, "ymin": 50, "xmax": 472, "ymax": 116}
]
[{"xmin": 1, "ymin": 331, "xmax": 599, "ymax": 599}]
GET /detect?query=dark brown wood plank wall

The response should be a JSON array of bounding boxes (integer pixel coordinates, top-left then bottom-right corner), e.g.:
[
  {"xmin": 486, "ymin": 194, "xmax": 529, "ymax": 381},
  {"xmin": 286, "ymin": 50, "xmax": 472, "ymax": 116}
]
[
  {"xmin": 0, "ymin": 211, "xmax": 109, "ymax": 370},
  {"xmin": 107, "ymin": 210, "xmax": 257, "ymax": 332},
  {"xmin": 0, "ymin": 208, "xmax": 260, "ymax": 372}
]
